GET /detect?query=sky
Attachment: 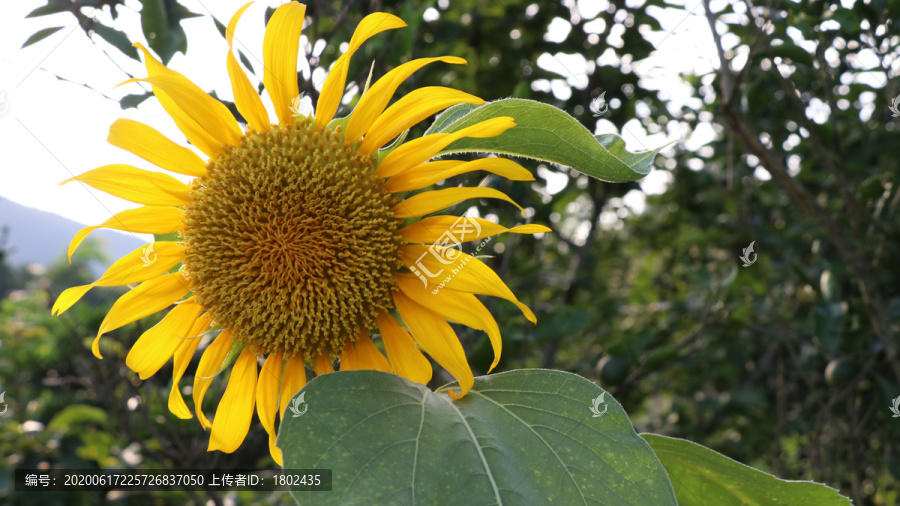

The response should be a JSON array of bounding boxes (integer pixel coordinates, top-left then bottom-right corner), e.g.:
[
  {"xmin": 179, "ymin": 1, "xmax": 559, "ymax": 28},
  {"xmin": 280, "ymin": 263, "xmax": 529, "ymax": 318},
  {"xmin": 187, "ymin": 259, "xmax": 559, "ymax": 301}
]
[{"xmin": 0, "ymin": 0, "xmax": 724, "ymax": 237}]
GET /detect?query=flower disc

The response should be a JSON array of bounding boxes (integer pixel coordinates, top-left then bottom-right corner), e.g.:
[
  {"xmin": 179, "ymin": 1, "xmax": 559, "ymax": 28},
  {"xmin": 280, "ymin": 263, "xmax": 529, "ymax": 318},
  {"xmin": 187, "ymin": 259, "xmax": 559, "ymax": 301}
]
[{"xmin": 182, "ymin": 117, "xmax": 403, "ymax": 359}]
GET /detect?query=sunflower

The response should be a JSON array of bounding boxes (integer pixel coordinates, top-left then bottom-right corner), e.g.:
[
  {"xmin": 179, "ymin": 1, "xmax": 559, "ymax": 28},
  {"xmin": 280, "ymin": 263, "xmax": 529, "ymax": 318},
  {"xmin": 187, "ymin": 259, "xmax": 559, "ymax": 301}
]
[{"xmin": 53, "ymin": 2, "xmax": 548, "ymax": 464}]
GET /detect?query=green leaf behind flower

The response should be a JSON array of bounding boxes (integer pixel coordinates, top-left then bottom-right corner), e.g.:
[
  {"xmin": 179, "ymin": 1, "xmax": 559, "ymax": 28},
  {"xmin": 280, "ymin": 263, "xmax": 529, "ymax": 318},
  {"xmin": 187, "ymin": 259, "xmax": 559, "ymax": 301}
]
[
  {"xmin": 641, "ymin": 434, "xmax": 852, "ymax": 506},
  {"xmin": 279, "ymin": 369, "xmax": 676, "ymax": 505},
  {"xmin": 425, "ymin": 98, "xmax": 664, "ymax": 183}
]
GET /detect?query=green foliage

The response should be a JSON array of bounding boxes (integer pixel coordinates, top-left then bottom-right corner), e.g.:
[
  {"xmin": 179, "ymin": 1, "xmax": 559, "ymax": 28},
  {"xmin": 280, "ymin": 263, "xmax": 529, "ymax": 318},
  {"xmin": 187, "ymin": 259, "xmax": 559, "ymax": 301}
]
[
  {"xmin": 0, "ymin": 246, "xmax": 291, "ymax": 505},
  {"xmin": 22, "ymin": 0, "xmax": 195, "ymax": 63},
  {"xmin": 90, "ymin": 23, "xmax": 141, "ymax": 61},
  {"xmin": 281, "ymin": 370, "xmax": 677, "ymax": 505},
  {"xmin": 0, "ymin": 228, "xmax": 32, "ymax": 298},
  {"xmin": 21, "ymin": 26, "xmax": 65, "ymax": 48},
  {"xmin": 138, "ymin": 0, "xmax": 196, "ymax": 64}
]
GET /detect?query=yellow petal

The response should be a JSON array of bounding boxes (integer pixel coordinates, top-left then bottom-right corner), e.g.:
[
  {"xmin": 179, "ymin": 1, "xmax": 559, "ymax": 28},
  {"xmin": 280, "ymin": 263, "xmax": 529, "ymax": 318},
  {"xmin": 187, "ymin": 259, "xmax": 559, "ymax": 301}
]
[
  {"xmin": 133, "ymin": 43, "xmax": 231, "ymax": 158},
  {"xmin": 401, "ymin": 244, "xmax": 536, "ymax": 323},
  {"xmin": 268, "ymin": 427, "xmax": 283, "ymax": 466},
  {"xmin": 125, "ymin": 74, "xmax": 242, "ymax": 151},
  {"xmin": 108, "ymin": 119, "xmax": 208, "ymax": 177},
  {"xmin": 51, "ymin": 286, "xmax": 92, "ymax": 318},
  {"xmin": 168, "ymin": 323, "xmax": 205, "ymax": 419},
  {"xmin": 376, "ymin": 117, "xmax": 516, "ymax": 178},
  {"xmin": 315, "ymin": 354, "xmax": 334, "ymax": 376},
  {"xmin": 339, "ymin": 339, "xmax": 358, "ymax": 371},
  {"xmin": 92, "ymin": 271, "xmax": 190, "ymax": 359},
  {"xmin": 208, "ymin": 347, "xmax": 258, "ymax": 453},
  {"xmin": 52, "ymin": 241, "xmax": 184, "ymax": 316},
  {"xmin": 68, "ymin": 206, "xmax": 185, "ymax": 261},
  {"xmin": 62, "ymin": 164, "xmax": 191, "ymax": 207},
  {"xmin": 346, "ymin": 57, "xmax": 466, "ymax": 142},
  {"xmin": 91, "ymin": 241, "xmax": 184, "ymax": 286},
  {"xmin": 399, "ymin": 216, "xmax": 550, "ymax": 244},
  {"xmin": 360, "ymin": 87, "xmax": 484, "ymax": 154},
  {"xmin": 385, "ymin": 157, "xmax": 534, "ymax": 193},
  {"xmin": 257, "ymin": 352, "xmax": 283, "ymax": 438},
  {"xmin": 354, "ymin": 331, "xmax": 392, "ymax": 372},
  {"xmin": 392, "ymin": 187, "xmax": 523, "ymax": 218},
  {"xmin": 376, "ymin": 311, "xmax": 432, "ymax": 385},
  {"xmin": 194, "ymin": 331, "xmax": 234, "ymax": 429},
  {"xmin": 393, "ymin": 291, "xmax": 473, "ymax": 399},
  {"xmin": 279, "ymin": 354, "xmax": 307, "ymax": 418},
  {"xmin": 257, "ymin": 352, "xmax": 283, "ymax": 464},
  {"xmin": 262, "ymin": 2, "xmax": 306, "ymax": 125},
  {"xmin": 397, "ymin": 275, "xmax": 502, "ymax": 372},
  {"xmin": 125, "ymin": 299, "xmax": 202, "ymax": 379},
  {"xmin": 316, "ymin": 13, "xmax": 407, "ymax": 128},
  {"xmin": 387, "ymin": 160, "xmax": 462, "ymax": 187},
  {"xmin": 226, "ymin": 2, "xmax": 270, "ymax": 131},
  {"xmin": 224, "ymin": 3, "xmax": 251, "ymax": 51}
]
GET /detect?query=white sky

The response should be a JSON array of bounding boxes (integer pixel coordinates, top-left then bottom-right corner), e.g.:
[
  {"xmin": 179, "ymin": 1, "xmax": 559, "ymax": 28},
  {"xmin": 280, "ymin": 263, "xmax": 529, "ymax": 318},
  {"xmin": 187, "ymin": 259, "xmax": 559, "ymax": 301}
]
[{"xmin": 0, "ymin": 0, "xmax": 722, "ymax": 232}]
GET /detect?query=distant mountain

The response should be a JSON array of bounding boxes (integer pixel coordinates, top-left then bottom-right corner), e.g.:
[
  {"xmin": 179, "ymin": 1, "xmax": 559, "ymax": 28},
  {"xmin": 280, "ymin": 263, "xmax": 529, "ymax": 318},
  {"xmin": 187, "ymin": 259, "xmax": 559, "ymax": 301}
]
[{"xmin": 0, "ymin": 197, "xmax": 147, "ymax": 273}]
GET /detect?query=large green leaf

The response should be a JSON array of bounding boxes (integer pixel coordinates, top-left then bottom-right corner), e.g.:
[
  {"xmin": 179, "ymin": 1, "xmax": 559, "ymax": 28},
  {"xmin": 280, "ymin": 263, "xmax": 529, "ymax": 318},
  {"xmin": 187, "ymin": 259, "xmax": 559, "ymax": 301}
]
[
  {"xmin": 279, "ymin": 369, "xmax": 676, "ymax": 505},
  {"xmin": 642, "ymin": 434, "xmax": 851, "ymax": 506},
  {"xmin": 424, "ymin": 98, "xmax": 663, "ymax": 183}
]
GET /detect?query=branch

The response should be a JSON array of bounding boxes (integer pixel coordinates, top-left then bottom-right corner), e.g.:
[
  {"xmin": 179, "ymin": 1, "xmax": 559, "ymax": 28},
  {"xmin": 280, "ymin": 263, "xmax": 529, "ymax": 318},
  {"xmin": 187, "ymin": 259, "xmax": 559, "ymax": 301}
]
[{"xmin": 702, "ymin": 0, "xmax": 732, "ymax": 104}]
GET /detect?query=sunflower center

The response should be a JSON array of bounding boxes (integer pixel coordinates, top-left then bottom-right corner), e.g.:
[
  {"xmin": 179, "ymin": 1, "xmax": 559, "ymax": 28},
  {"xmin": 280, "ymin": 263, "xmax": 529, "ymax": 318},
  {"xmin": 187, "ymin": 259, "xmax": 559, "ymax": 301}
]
[{"xmin": 182, "ymin": 117, "xmax": 402, "ymax": 359}]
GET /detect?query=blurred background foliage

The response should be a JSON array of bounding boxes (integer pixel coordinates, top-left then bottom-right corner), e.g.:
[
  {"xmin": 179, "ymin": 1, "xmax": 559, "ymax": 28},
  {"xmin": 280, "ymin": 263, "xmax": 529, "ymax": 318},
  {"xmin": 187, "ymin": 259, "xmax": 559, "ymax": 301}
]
[{"xmin": 4, "ymin": 0, "xmax": 899, "ymax": 504}]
